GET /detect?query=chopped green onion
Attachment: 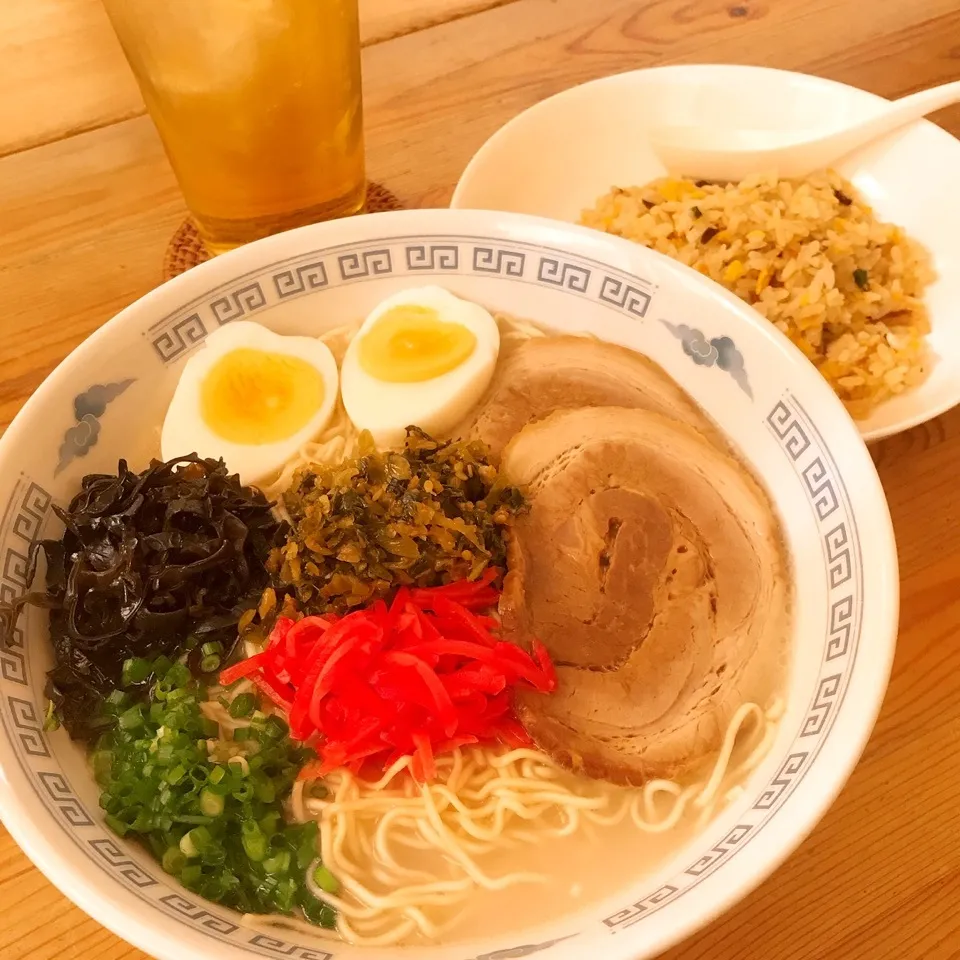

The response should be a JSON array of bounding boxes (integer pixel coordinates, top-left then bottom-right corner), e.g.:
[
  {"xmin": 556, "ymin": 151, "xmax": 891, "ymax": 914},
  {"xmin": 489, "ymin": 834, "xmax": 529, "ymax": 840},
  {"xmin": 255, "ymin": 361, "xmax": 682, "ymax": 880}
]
[
  {"xmin": 104, "ymin": 814, "xmax": 129, "ymax": 837},
  {"xmin": 167, "ymin": 663, "xmax": 191, "ymax": 687},
  {"xmin": 189, "ymin": 764, "xmax": 210, "ymax": 786},
  {"xmin": 263, "ymin": 850, "xmax": 292, "ymax": 876},
  {"xmin": 254, "ymin": 778, "xmax": 276, "ymax": 804},
  {"xmin": 180, "ymin": 832, "xmax": 199, "ymax": 858},
  {"xmin": 166, "ymin": 764, "xmax": 187, "ymax": 786},
  {"xmin": 201, "ymin": 641, "xmax": 223, "ymax": 657},
  {"xmin": 206, "ymin": 779, "xmax": 231, "ymax": 798},
  {"xmin": 259, "ymin": 811, "xmax": 281, "ymax": 838},
  {"xmin": 199, "ymin": 787, "xmax": 225, "ymax": 817},
  {"xmin": 43, "ymin": 700, "xmax": 61, "ymax": 732},
  {"xmin": 121, "ymin": 657, "xmax": 154, "ymax": 687},
  {"xmin": 263, "ymin": 716, "xmax": 289, "ymax": 741},
  {"xmin": 152, "ymin": 655, "xmax": 173, "ymax": 678},
  {"xmin": 297, "ymin": 823, "xmax": 319, "ymax": 869},
  {"xmin": 90, "ymin": 749, "xmax": 113, "ymax": 786},
  {"xmin": 233, "ymin": 782, "xmax": 254, "ymax": 803},
  {"xmin": 241, "ymin": 822, "xmax": 268, "ymax": 862},
  {"xmin": 229, "ymin": 693, "xmax": 256, "ymax": 719},
  {"xmin": 853, "ymin": 268, "xmax": 870, "ymax": 290},
  {"xmin": 190, "ymin": 826, "xmax": 213, "ymax": 850},
  {"xmin": 92, "ymin": 654, "xmax": 326, "ymax": 923},
  {"xmin": 118, "ymin": 706, "xmax": 144, "ymax": 731},
  {"xmin": 312, "ymin": 864, "xmax": 340, "ymax": 894},
  {"xmin": 275, "ymin": 877, "xmax": 298, "ymax": 912},
  {"xmin": 200, "ymin": 654, "xmax": 221, "ymax": 673},
  {"xmin": 162, "ymin": 846, "xmax": 186, "ymax": 874}
]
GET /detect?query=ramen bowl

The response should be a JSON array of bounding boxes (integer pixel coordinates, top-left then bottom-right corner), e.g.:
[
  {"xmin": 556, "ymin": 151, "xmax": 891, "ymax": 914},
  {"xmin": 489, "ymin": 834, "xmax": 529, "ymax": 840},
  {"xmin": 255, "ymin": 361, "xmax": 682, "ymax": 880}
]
[
  {"xmin": 451, "ymin": 64, "xmax": 960, "ymax": 442},
  {"xmin": 0, "ymin": 208, "xmax": 897, "ymax": 960}
]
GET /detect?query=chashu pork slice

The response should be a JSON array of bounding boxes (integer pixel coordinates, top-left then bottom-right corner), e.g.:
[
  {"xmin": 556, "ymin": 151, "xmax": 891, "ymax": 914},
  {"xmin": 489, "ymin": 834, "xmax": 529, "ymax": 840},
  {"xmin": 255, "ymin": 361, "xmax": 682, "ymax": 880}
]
[
  {"xmin": 499, "ymin": 407, "xmax": 790, "ymax": 786},
  {"xmin": 451, "ymin": 335, "xmax": 719, "ymax": 457}
]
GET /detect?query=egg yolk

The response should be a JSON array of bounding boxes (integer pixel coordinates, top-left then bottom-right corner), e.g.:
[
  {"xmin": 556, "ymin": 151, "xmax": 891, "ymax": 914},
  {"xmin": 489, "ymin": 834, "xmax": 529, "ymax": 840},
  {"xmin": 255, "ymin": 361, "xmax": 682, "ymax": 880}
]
[
  {"xmin": 200, "ymin": 348, "xmax": 325, "ymax": 445},
  {"xmin": 358, "ymin": 306, "xmax": 477, "ymax": 383}
]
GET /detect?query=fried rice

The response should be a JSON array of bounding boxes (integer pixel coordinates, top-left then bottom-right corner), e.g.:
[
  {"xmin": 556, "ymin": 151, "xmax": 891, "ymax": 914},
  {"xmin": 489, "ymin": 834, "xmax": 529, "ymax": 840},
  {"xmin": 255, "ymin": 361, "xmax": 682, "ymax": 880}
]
[{"xmin": 581, "ymin": 171, "xmax": 934, "ymax": 419}]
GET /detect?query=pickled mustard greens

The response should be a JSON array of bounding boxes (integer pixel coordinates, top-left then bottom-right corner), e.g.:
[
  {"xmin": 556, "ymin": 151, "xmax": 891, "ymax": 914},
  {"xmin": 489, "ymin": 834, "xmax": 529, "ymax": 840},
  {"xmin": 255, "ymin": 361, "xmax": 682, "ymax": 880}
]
[
  {"xmin": 271, "ymin": 428, "xmax": 525, "ymax": 616},
  {"xmin": 95, "ymin": 657, "xmax": 333, "ymax": 925},
  {"xmin": 0, "ymin": 456, "xmax": 287, "ymax": 740}
]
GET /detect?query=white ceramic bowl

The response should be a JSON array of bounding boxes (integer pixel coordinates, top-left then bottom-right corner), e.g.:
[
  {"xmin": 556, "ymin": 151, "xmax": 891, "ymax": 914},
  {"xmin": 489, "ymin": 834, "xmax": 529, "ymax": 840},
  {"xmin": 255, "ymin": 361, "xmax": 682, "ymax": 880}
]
[
  {"xmin": 451, "ymin": 64, "xmax": 960, "ymax": 442},
  {"xmin": 0, "ymin": 208, "xmax": 897, "ymax": 960}
]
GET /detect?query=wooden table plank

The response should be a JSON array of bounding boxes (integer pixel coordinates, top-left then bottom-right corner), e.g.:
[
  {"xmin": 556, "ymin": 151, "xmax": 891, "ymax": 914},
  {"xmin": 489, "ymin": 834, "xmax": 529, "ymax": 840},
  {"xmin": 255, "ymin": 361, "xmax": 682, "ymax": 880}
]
[
  {"xmin": 2, "ymin": 1, "xmax": 960, "ymax": 958},
  {"xmin": 0, "ymin": 0, "xmax": 142, "ymax": 158},
  {"xmin": 360, "ymin": 0, "xmax": 960, "ymax": 209},
  {"xmin": 0, "ymin": 0, "xmax": 522, "ymax": 159},
  {"xmin": 0, "ymin": 118, "xmax": 186, "ymax": 432}
]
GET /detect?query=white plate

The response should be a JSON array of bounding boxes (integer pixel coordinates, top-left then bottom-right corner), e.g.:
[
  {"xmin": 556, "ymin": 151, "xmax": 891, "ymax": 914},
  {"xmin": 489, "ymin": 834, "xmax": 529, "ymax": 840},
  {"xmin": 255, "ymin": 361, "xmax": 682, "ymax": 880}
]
[{"xmin": 451, "ymin": 64, "xmax": 960, "ymax": 441}]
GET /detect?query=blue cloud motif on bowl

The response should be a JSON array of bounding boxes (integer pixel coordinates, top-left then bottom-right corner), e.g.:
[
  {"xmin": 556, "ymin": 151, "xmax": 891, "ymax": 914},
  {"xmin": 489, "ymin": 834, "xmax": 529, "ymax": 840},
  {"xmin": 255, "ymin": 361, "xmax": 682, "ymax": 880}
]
[
  {"xmin": 56, "ymin": 379, "xmax": 135, "ymax": 474},
  {"xmin": 661, "ymin": 320, "xmax": 753, "ymax": 399},
  {"xmin": 74, "ymin": 381, "xmax": 133, "ymax": 420}
]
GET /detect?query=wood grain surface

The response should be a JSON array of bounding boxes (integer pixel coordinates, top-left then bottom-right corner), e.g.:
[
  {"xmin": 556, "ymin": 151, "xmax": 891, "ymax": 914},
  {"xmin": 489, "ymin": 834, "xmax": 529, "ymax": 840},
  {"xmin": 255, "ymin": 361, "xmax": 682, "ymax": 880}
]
[
  {"xmin": 2, "ymin": 1, "xmax": 960, "ymax": 958},
  {"xmin": 0, "ymin": 0, "xmax": 523, "ymax": 157}
]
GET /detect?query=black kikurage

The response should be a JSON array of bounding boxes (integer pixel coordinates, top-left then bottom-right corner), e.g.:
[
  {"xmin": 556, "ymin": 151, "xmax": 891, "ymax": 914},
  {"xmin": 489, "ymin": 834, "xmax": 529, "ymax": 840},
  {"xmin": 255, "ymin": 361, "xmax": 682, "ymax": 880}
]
[{"xmin": 0, "ymin": 455, "xmax": 287, "ymax": 740}]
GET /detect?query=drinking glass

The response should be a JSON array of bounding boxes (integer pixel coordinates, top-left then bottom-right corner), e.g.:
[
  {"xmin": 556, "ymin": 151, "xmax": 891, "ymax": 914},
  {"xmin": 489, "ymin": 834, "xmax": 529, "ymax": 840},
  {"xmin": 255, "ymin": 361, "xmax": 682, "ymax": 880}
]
[{"xmin": 102, "ymin": 0, "xmax": 366, "ymax": 254}]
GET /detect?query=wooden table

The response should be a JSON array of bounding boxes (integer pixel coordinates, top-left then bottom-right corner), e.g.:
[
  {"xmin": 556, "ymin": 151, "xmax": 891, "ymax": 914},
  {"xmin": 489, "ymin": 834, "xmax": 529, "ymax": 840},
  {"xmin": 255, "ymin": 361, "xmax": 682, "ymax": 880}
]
[{"xmin": 2, "ymin": 1, "xmax": 960, "ymax": 957}]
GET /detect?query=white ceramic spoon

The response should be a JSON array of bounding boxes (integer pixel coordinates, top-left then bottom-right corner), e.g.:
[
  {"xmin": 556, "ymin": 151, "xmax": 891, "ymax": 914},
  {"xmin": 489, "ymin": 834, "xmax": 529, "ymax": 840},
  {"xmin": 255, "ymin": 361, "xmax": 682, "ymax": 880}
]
[{"xmin": 651, "ymin": 79, "xmax": 960, "ymax": 181}]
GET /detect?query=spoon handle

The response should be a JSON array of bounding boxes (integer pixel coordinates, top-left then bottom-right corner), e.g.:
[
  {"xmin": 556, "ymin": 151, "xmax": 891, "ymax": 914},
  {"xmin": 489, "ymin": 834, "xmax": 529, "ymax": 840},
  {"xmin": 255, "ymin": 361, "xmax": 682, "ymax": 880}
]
[
  {"xmin": 823, "ymin": 79, "xmax": 960, "ymax": 160},
  {"xmin": 878, "ymin": 80, "xmax": 960, "ymax": 125}
]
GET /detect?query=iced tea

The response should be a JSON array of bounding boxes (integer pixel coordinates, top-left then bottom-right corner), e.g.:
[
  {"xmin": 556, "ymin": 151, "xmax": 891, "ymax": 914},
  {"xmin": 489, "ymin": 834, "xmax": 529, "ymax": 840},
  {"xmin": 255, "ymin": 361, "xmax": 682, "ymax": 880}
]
[{"xmin": 103, "ymin": 0, "xmax": 366, "ymax": 254}]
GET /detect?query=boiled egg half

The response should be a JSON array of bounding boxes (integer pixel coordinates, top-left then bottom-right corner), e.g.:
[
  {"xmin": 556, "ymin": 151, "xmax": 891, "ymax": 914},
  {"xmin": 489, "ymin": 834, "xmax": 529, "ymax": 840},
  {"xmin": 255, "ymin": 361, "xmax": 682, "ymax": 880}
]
[
  {"xmin": 161, "ymin": 321, "xmax": 339, "ymax": 485},
  {"xmin": 340, "ymin": 286, "xmax": 500, "ymax": 447}
]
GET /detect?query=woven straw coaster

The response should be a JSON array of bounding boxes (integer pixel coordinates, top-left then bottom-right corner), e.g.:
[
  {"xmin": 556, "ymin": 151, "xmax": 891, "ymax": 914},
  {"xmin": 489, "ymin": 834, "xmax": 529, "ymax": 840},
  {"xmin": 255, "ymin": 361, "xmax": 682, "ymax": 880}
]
[{"xmin": 162, "ymin": 182, "xmax": 403, "ymax": 281}]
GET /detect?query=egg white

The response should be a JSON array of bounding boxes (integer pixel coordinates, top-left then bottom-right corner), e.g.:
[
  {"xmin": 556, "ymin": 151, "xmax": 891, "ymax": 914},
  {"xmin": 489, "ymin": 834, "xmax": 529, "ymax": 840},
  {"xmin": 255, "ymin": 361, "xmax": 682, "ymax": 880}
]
[
  {"xmin": 340, "ymin": 286, "xmax": 500, "ymax": 448},
  {"xmin": 160, "ymin": 320, "xmax": 339, "ymax": 486}
]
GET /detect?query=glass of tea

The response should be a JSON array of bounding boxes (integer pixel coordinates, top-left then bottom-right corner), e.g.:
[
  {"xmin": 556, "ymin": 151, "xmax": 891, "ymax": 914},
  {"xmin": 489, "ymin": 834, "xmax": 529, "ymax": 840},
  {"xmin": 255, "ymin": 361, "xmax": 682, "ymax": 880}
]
[{"xmin": 102, "ymin": 0, "xmax": 366, "ymax": 255}]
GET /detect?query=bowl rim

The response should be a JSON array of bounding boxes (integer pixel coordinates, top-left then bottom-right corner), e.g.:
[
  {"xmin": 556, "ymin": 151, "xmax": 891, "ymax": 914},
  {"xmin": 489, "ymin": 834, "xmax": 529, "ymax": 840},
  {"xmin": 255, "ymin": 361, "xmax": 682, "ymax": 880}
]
[
  {"xmin": 0, "ymin": 206, "xmax": 900, "ymax": 960},
  {"xmin": 450, "ymin": 62, "xmax": 960, "ymax": 442}
]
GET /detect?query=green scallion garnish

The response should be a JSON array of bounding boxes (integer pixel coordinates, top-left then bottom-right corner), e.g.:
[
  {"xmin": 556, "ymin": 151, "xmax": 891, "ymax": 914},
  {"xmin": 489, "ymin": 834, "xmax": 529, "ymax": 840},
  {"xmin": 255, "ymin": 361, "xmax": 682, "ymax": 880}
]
[
  {"xmin": 312, "ymin": 864, "xmax": 340, "ymax": 894},
  {"xmin": 93, "ymin": 657, "xmax": 332, "ymax": 922},
  {"xmin": 229, "ymin": 693, "xmax": 257, "ymax": 719},
  {"xmin": 122, "ymin": 657, "xmax": 154, "ymax": 687}
]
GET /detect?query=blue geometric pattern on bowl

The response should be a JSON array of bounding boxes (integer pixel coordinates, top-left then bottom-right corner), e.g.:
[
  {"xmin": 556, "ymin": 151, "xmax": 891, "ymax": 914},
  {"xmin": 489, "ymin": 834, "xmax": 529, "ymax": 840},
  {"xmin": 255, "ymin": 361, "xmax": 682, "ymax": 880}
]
[
  {"xmin": 0, "ymin": 234, "xmax": 863, "ymax": 958},
  {"xmin": 146, "ymin": 236, "xmax": 658, "ymax": 365},
  {"xmin": 56, "ymin": 379, "xmax": 135, "ymax": 474},
  {"xmin": 660, "ymin": 320, "xmax": 752, "ymax": 398}
]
